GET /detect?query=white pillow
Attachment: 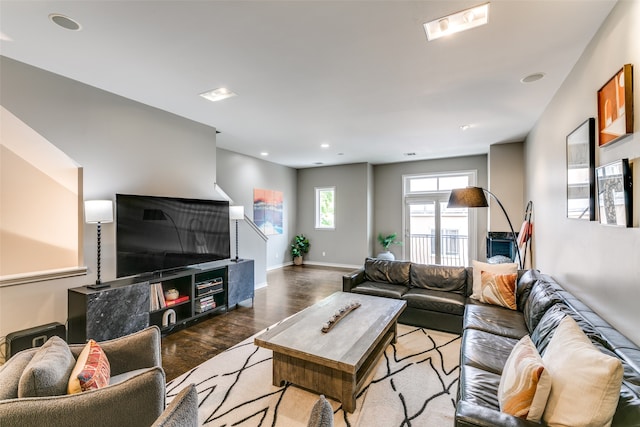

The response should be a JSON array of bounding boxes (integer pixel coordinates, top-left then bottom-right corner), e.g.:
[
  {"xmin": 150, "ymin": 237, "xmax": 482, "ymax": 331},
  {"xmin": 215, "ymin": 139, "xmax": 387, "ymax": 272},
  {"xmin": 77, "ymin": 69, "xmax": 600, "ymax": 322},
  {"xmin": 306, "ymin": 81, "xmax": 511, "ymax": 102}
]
[
  {"xmin": 498, "ymin": 335, "xmax": 551, "ymax": 421},
  {"xmin": 542, "ymin": 316, "xmax": 623, "ymax": 427},
  {"xmin": 471, "ymin": 260, "xmax": 517, "ymax": 300}
]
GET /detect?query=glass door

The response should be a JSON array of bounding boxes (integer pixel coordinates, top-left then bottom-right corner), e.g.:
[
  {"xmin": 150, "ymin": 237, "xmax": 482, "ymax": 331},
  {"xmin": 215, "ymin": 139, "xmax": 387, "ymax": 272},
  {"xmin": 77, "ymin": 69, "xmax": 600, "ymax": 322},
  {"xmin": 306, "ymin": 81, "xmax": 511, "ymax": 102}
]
[{"xmin": 406, "ymin": 197, "xmax": 470, "ymax": 266}]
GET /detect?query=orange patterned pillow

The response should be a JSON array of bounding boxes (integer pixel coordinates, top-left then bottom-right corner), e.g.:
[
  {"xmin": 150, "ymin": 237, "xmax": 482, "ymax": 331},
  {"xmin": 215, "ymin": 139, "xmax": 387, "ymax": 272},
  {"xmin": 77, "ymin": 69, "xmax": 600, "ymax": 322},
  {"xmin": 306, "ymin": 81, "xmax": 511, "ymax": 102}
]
[
  {"xmin": 67, "ymin": 339, "xmax": 111, "ymax": 394},
  {"xmin": 498, "ymin": 335, "xmax": 551, "ymax": 421},
  {"xmin": 479, "ymin": 271, "xmax": 517, "ymax": 310}
]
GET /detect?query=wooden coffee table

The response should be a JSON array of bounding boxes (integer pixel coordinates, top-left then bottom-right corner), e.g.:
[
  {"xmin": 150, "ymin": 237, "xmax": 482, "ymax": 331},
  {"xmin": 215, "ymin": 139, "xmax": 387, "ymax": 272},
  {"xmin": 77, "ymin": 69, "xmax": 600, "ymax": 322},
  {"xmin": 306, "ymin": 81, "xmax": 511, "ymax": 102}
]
[{"xmin": 254, "ymin": 292, "xmax": 406, "ymax": 412}]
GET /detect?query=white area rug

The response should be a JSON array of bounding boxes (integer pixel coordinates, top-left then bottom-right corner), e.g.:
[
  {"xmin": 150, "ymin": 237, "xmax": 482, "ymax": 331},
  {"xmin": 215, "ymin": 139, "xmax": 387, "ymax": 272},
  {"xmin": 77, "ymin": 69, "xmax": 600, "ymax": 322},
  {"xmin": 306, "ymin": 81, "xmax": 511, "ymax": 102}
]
[{"xmin": 166, "ymin": 324, "xmax": 461, "ymax": 426}]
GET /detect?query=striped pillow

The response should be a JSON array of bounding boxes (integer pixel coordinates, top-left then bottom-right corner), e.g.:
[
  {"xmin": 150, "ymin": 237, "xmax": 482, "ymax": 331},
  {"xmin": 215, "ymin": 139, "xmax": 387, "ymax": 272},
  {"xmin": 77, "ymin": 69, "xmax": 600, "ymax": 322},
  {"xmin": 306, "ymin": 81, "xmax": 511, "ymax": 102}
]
[
  {"xmin": 479, "ymin": 271, "xmax": 517, "ymax": 310},
  {"xmin": 498, "ymin": 335, "xmax": 551, "ymax": 421}
]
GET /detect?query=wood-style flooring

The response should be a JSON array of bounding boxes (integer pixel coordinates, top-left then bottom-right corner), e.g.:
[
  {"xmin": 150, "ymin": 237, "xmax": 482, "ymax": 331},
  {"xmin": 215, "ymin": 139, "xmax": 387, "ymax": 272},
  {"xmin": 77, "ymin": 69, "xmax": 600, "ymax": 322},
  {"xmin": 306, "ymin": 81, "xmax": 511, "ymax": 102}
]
[{"xmin": 161, "ymin": 264, "xmax": 352, "ymax": 381}]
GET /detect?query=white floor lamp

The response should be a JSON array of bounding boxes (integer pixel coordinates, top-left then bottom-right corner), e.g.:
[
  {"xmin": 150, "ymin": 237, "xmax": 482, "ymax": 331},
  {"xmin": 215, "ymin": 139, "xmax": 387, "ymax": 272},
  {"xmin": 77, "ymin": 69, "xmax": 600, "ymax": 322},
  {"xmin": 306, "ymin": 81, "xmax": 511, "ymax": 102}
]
[
  {"xmin": 85, "ymin": 200, "xmax": 113, "ymax": 287},
  {"xmin": 229, "ymin": 205, "xmax": 245, "ymax": 263}
]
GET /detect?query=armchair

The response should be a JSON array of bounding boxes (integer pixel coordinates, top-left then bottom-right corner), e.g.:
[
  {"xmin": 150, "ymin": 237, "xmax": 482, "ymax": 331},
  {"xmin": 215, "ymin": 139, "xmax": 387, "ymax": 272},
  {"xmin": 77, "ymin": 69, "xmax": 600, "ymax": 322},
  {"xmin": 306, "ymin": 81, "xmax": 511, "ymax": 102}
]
[{"xmin": 0, "ymin": 326, "xmax": 165, "ymax": 427}]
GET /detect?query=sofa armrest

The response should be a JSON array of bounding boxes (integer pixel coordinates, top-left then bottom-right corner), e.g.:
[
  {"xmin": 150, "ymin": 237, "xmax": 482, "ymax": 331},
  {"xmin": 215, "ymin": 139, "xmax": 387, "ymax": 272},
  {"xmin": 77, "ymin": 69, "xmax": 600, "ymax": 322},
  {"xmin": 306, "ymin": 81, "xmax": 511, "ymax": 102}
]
[
  {"xmin": 69, "ymin": 326, "xmax": 162, "ymax": 376},
  {"xmin": 455, "ymin": 401, "xmax": 541, "ymax": 427},
  {"xmin": 0, "ymin": 366, "xmax": 165, "ymax": 427},
  {"xmin": 342, "ymin": 269, "xmax": 365, "ymax": 292}
]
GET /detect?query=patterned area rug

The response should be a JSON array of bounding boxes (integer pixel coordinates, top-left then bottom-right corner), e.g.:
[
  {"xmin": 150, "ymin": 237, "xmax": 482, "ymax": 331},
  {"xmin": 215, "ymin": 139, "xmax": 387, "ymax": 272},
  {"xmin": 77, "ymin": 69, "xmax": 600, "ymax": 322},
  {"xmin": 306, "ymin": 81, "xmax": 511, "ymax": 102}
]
[{"xmin": 166, "ymin": 323, "xmax": 461, "ymax": 426}]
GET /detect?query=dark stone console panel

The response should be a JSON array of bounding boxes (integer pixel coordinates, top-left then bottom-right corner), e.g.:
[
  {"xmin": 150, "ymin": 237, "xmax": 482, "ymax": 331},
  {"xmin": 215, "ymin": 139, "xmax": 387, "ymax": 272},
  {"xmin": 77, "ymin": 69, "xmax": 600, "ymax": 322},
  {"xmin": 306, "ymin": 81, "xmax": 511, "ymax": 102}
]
[{"xmin": 68, "ymin": 278, "xmax": 150, "ymax": 343}]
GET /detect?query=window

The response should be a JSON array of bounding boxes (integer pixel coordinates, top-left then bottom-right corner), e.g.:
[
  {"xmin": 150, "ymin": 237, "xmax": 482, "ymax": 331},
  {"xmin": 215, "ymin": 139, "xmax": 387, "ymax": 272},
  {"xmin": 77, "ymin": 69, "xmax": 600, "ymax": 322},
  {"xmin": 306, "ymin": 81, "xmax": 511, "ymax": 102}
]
[
  {"xmin": 404, "ymin": 171, "xmax": 476, "ymax": 266},
  {"xmin": 315, "ymin": 187, "xmax": 335, "ymax": 229}
]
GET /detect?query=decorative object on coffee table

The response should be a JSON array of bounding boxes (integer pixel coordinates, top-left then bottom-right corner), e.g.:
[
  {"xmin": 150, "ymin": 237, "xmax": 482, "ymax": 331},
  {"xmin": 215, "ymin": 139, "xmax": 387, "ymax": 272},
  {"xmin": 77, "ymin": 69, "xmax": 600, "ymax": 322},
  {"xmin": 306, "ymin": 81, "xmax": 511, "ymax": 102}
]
[{"xmin": 321, "ymin": 302, "xmax": 361, "ymax": 333}]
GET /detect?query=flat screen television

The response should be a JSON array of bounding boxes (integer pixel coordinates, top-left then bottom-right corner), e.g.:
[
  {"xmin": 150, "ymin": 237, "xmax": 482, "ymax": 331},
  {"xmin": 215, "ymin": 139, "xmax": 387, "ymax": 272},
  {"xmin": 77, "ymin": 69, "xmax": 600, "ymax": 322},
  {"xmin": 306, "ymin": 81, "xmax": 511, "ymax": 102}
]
[{"xmin": 116, "ymin": 194, "xmax": 230, "ymax": 277}]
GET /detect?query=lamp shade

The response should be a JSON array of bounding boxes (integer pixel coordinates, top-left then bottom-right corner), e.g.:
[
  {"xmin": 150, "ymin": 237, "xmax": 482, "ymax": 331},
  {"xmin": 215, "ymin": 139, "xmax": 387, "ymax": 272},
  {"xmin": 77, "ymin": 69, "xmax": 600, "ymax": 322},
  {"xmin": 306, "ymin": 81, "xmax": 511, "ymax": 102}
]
[
  {"xmin": 447, "ymin": 187, "xmax": 488, "ymax": 208},
  {"xmin": 229, "ymin": 205, "xmax": 245, "ymax": 220},
  {"xmin": 84, "ymin": 200, "xmax": 113, "ymax": 224}
]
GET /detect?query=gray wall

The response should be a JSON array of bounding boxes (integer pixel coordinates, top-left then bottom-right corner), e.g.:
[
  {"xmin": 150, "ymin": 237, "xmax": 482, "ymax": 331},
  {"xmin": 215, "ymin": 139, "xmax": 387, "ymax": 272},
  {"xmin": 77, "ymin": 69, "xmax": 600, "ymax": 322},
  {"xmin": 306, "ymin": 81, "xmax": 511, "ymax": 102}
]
[
  {"xmin": 297, "ymin": 163, "xmax": 372, "ymax": 267},
  {"xmin": 216, "ymin": 148, "xmax": 297, "ymax": 269},
  {"xmin": 373, "ymin": 155, "xmax": 488, "ymax": 261},
  {"xmin": 489, "ymin": 142, "xmax": 525, "ymax": 234},
  {"xmin": 525, "ymin": 0, "xmax": 640, "ymax": 345},
  {"xmin": 0, "ymin": 56, "xmax": 220, "ymax": 338}
]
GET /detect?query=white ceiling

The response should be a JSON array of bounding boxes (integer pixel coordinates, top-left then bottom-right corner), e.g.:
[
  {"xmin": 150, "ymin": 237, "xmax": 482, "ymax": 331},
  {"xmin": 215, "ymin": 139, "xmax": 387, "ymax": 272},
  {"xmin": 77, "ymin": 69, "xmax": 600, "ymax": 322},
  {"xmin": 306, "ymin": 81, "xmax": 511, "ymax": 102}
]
[{"xmin": 0, "ymin": 0, "xmax": 616, "ymax": 169}]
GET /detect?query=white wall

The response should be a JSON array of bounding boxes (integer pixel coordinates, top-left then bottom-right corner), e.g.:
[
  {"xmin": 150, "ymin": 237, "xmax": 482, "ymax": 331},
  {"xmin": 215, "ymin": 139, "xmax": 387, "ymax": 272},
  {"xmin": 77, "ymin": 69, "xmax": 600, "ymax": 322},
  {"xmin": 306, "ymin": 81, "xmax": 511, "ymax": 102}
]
[
  {"xmin": 373, "ymin": 155, "xmax": 489, "ymax": 261},
  {"xmin": 525, "ymin": 0, "xmax": 640, "ymax": 345},
  {"xmin": 489, "ymin": 142, "xmax": 525, "ymax": 233},
  {"xmin": 216, "ymin": 148, "xmax": 297, "ymax": 272},
  {"xmin": 297, "ymin": 163, "xmax": 371, "ymax": 267},
  {"xmin": 0, "ymin": 57, "xmax": 218, "ymax": 342}
]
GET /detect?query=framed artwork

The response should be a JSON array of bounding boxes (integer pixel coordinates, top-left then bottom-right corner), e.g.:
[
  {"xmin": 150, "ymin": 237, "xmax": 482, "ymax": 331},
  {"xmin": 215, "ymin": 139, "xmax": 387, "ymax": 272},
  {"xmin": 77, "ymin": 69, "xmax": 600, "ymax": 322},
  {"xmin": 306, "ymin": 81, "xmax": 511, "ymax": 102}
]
[
  {"xmin": 597, "ymin": 64, "xmax": 633, "ymax": 147},
  {"xmin": 566, "ymin": 118, "xmax": 596, "ymax": 220},
  {"xmin": 596, "ymin": 159, "xmax": 632, "ymax": 227},
  {"xmin": 253, "ymin": 188, "xmax": 283, "ymax": 235}
]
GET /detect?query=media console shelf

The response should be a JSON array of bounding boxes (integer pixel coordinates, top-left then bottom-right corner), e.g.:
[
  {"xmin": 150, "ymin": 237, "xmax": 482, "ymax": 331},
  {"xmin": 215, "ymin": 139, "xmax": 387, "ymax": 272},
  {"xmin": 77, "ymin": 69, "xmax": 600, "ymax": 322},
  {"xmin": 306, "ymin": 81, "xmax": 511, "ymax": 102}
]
[{"xmin": 68, "ymin": 259, "xmax": 254, "ymax": 343}]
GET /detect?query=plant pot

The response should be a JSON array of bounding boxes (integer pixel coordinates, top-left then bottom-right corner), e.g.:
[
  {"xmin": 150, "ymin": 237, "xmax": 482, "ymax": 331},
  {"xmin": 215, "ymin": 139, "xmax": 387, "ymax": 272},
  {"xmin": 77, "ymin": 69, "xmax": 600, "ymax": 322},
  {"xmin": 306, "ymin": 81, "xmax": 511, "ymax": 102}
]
[
  {"xmin": 293, "ymin": 256, "xmax": 303, "ymax": 265},
  {"xmin": 377, "ymin": 251, "xmax": 395, "ymax": 261}
]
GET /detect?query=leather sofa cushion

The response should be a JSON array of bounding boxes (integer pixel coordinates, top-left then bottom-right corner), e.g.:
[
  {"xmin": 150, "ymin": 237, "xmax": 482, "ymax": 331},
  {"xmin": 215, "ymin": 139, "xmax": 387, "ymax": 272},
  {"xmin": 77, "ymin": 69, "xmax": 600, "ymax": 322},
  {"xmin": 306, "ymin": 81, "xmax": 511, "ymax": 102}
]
[
  {"xmin": 461, "ymin": 329, "xmax": 519, "ymax": 375},
  {"xmin": 409, "ymin": 263, "xmax": 468, "ymax": 295},
  {"xmin": 351, "ymin": 281, "xmax": 408, "ymax": 299},
  {"xmin": 402, "ymin": 288, "xmax": 465, "ymax": 315},
  {"xmin": 463, "ymin": 300, "xmax": 529, "ymax": 340},
  {"xmin": 516, "ymin": 269, "xmax": 542, "ymax": 312},
  {"xmin": 459, "ymin": 364, "xmax": 501, "ymax": 410},
  {"xmin": 522, "ymin": 280, "xmax": 563, "ymax": 332},
  {"xmin": 364, "ymin": 258, "xmax": 411, "ymax": 285}
]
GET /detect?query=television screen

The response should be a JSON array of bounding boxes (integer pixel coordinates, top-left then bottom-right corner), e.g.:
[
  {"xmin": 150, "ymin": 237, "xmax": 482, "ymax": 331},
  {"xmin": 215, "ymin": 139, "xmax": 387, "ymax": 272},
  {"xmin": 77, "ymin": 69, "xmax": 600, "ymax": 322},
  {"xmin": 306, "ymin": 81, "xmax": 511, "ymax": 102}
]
[{"xmin": 116, "ymin": 194, "xmax": 230, "ymax": 277}]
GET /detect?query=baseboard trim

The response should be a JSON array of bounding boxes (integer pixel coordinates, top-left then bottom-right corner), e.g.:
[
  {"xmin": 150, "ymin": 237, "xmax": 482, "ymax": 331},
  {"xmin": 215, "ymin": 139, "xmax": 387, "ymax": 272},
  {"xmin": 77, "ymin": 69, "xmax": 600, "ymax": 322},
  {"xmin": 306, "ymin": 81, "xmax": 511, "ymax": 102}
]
[{"xmin": 298, "ymin": 261, "xmax": 361, "ymax": 270}]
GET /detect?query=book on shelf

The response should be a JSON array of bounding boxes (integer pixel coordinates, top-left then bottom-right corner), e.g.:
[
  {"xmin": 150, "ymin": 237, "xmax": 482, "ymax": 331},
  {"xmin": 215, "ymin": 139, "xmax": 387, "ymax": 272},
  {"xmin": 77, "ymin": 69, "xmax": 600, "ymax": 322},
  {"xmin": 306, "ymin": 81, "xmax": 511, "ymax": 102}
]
[
  {"xmin": 196, "ymin": 279, "xmax": 223, "ymax": 296},
  {"xmin": 149, "ymin": 283, "xmax": 166, "ymax": 310},
  {"xmin": 165, "ymin": 295, "xmax": 189, "ymax": 306}
]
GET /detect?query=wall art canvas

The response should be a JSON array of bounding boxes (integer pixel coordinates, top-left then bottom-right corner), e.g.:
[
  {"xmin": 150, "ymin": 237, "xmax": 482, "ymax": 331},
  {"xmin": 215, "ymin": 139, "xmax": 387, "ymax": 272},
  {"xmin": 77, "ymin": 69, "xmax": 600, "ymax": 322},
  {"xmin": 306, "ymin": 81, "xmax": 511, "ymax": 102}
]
[
  {"xmin": 596, "ymin": 159, "xmax": 632, "ymax": 227},
  {"xmin": 566, "ymin": 118, "xmax": 595, "ymax": 220},
  {"xmin": 597, "ymin": 64, "xmax": 633, "ymax": 147},
  {"xmin": 253, "ymin": 188, "xmax": 283, "ymax": 235}
]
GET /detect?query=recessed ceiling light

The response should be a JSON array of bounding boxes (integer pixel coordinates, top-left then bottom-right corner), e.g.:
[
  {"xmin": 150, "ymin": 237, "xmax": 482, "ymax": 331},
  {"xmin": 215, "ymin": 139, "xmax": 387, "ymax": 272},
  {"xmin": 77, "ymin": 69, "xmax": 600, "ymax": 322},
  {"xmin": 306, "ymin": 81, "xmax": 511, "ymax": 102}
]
[
  {"xmin": 424, "ymin": 3, "xmax": 489, "ymax": 41},
  {"xmin": 199, "ymin": 87, "xmax": 237, "ymax": 102},
  {"xmin": 520, "ymin": 72, "xmax": 546, "ymax": 84},
  {"xmin": 314, "ymin": 162, "xmax": 324, "ymax": 165},
  {"xmin": 320, "ymin": 143, "xmax": 330, "ymax": 148},
  {"xmin": 337, "ymin": 153, "xmax": 344, "ymax": 156},
  {"xmin": 49, "ymin": 13, "xmax": 81, "ymax": 31},
  {"xmin": 460, "ymin": 124, "xmax": 471, "ymax": 131},
  {"xmin": 260, "ymin": 152, "xmax": 269, "ymax": 156},
  {"xmin": 404, "ymin": 152, "xmax": 417, "ymax": 156}
]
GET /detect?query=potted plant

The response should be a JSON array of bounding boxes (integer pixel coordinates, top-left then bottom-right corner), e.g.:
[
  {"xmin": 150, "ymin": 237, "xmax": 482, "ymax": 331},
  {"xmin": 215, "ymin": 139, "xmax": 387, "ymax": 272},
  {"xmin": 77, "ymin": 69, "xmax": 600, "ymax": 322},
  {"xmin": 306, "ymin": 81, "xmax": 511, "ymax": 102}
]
[
  {"xmin": 291, "ymin": 234, "xmax": 310, "ymax": 265},
  {"xmin": 377, "ymin": 233, "xmax": 402, "ymax": 260}
]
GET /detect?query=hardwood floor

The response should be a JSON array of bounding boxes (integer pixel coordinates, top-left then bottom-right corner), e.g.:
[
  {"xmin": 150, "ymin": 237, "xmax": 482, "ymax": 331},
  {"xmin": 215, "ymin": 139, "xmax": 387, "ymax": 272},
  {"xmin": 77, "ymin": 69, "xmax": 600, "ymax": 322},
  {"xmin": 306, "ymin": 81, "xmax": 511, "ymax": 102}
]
[{"xmin": 161, "ymin": 264, "xmax": 353, "ymax": 381}]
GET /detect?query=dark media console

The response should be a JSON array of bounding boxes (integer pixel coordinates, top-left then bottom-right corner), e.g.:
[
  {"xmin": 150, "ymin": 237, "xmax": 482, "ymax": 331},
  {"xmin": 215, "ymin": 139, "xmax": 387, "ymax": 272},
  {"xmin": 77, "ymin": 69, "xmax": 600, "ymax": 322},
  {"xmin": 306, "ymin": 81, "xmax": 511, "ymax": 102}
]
[{"xmin": 67, "ymin": 259, "xmax": 254, "ymax": 343}]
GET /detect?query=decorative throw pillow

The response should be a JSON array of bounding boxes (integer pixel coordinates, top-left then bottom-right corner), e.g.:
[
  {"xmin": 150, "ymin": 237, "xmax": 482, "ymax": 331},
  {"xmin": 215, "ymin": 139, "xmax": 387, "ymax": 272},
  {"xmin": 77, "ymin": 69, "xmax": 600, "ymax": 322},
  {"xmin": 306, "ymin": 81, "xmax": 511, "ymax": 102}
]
[
  {"xmin": 479, "ymin": 271, "xmax": 518, "ymax": 310},
  {"xmin": 18, "ymin": 336, "xmax": 75, "ymax": 397},
  {"xmin": 0, "ymin": 351, "xmax": 35, "ymax": 400},
  {"xmin": 471, "ymin": 260, "xmax": 517, "ymax": 300},
  {"xmin": 307, "ymin": 395, "xmax": 334, "ymax": 427},
  {"xmin": 542, "ymin": 317, "xmax": 623, "ymax": 427},
  {"xmin": 498, "ymin": 335, "xmax": 551, "ymax": 422},
  {"xmin": 67, "ymin": 339, "xmax": 111, "ymax": 394}
]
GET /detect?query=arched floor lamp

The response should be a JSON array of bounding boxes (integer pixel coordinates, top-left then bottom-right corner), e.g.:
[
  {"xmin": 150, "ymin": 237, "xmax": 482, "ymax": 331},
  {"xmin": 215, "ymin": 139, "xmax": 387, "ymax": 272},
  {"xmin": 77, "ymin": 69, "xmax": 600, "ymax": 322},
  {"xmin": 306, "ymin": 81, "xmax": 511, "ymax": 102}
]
[{"xmin": 447, "ymin": 187, "xmax": 523, "ymax": 269}]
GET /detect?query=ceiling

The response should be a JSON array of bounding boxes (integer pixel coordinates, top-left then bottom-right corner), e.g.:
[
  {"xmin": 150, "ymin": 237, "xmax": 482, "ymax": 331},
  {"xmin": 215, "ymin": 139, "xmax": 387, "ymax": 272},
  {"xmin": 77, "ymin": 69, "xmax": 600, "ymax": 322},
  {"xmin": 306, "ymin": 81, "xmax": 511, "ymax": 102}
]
[{"xmin": 0, "ymin": 1, "xmax": 616, "ymax": 169}]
